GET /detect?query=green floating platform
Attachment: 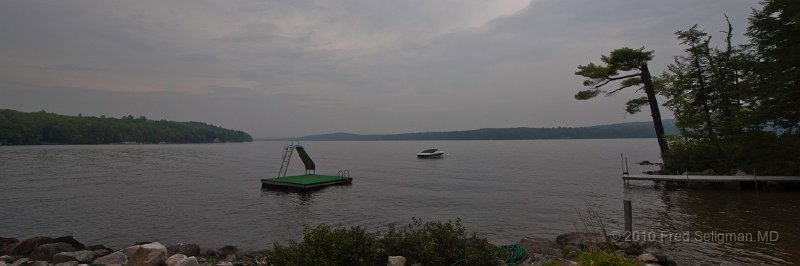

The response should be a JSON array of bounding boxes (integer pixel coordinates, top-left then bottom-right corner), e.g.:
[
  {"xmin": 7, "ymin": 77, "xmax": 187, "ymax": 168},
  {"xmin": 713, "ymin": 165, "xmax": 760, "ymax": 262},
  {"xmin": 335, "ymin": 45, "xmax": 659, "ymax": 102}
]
[{"xmin": 261, "ymin": 174, "xmax": 353, "ymax": 190}]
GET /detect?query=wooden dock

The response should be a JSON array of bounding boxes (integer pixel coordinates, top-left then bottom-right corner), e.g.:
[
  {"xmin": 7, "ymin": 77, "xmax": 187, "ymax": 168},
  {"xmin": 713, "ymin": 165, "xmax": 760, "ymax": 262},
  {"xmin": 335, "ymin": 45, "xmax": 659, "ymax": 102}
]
[{"xmin": 623, "ymin": 174, "xmax": 800, "ymax": 183}]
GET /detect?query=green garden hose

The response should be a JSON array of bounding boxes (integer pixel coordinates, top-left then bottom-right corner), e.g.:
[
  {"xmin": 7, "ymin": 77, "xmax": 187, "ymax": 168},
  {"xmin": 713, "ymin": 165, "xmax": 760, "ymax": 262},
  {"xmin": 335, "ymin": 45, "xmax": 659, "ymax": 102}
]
[{"xmin": 492, "ymin": 244, "xmax": 529, "ymax": 265}]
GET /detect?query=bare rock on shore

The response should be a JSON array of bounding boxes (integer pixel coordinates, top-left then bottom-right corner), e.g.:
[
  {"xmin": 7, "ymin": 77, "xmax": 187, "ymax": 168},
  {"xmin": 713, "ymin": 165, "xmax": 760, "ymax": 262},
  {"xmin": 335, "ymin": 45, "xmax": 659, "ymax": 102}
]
[
  {"xmin": 93, "ymin": 251, "xmax": 128, "ymax": 265},
  {"xmin": 167, "ymin": 243, "xmax": 201, "ymax": 257},
  {"xmin": 53, "ymin": 250, "xmax": 95, "ymax": 264},
  {"xmin": 517, "ymin": 237, "xmax": 560, "ymax": 255},
  {"xmin": 0, "ymin": 255, "xmax": 13, "ymax": 263},
  {"xmin": 31, "ymin": 242, "xmax": 77, "ymax": 261},
  {"xmin": 3, "ymin": 237, "xmax": 52, "ymax": 257},
  {"xmin": 54, "ymin": 261, "xmax": 79, "ymax": 266},
  {"xmin": 166, "ymin": 254, "xmax": 199, "ymax": 266},
  {"xmin": 555, "ymin": 232, "xmax": 607, "ymax": 249},
  {"xmin": 0, "ymin": 238, "xmax": 18, "ymax": 254},
  {"xmin": 122, "ymin": 242, "xmax": 168, "ymax": 266}
]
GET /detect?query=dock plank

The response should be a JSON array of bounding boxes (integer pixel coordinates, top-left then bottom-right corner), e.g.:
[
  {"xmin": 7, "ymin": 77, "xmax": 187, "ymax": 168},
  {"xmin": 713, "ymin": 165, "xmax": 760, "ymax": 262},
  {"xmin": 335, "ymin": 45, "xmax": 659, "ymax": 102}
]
[{"xmin": 623, "ymin": 174, "xmax": 800, "ymax": 182}]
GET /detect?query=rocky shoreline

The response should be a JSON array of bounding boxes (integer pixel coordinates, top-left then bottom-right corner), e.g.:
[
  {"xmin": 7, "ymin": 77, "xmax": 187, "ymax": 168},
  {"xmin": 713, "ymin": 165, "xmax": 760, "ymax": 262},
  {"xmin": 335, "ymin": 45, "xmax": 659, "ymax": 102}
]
[{"xmin": 1, "ymin": 232, "xmax": 676, "ymax": 266}]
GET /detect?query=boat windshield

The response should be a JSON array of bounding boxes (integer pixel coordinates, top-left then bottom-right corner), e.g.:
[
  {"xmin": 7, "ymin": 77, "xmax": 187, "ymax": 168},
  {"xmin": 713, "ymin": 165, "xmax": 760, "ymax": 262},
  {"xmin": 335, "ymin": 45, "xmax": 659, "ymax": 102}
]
[{"xmin": 421, "ymin": 149, "xmax": 438, "ymax": 153}]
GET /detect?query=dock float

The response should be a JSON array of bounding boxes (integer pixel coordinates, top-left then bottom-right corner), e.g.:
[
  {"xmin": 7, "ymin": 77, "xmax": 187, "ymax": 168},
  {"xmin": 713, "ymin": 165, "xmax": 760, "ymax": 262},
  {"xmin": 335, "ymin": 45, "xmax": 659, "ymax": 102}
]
[
  {"xmin": 261, "ymin": 174, "xmax": 352, "ymax": 189},
  {"xmin": 262, "ymin": 141, "xmax": 353, "ymax": 190}
]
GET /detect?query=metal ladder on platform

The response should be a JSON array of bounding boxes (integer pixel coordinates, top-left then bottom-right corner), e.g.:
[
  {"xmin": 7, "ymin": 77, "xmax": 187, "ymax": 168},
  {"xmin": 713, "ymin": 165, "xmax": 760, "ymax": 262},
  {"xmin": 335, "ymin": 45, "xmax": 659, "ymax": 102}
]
[{"xmin": 278, "ymin": 140, "xmax": 300, "ymax": 177}]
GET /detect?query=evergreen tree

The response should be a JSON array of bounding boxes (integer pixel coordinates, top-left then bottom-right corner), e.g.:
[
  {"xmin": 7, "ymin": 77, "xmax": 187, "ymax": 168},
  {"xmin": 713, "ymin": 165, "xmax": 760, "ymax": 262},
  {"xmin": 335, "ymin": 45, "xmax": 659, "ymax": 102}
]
[
  {"xmin": 747, "ymin": 0, "xmax": 800, "ymax": 131},
  {"xmin": 575, "ymin": 47, "xmax": 669, "ymax": 158}
]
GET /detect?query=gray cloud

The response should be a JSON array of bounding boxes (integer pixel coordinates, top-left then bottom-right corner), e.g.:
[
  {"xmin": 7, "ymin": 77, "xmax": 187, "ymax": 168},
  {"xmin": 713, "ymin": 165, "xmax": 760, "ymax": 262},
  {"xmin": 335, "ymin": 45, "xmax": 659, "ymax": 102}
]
[{"xmin": 0, "ymin": 0, "xmax": 760, "ymax": 137}]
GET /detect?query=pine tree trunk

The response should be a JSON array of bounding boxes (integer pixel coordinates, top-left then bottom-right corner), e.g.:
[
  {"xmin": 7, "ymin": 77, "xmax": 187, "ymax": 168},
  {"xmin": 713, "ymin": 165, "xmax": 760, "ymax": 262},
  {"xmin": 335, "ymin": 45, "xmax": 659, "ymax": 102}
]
[{"xmin": 640, "ymin": 64, "xmax": 670, "ymax": 161}]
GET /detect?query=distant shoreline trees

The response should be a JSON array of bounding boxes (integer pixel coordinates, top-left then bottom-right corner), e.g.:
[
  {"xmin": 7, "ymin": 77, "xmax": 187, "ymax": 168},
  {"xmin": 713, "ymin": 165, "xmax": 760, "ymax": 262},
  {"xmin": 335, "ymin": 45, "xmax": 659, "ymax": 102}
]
[{"xmin": 0, "ymin": 109, "xmax": 252, "ymax": 145}]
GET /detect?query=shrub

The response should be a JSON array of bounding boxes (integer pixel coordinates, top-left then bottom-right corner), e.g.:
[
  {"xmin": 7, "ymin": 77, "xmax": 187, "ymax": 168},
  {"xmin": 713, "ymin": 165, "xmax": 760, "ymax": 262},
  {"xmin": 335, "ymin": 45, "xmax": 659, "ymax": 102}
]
[
  {"xmin": 577, "ymin": 250, "xmax": 638, "ymax": 266},
  {"xmin": 262, "ymin": 218, "xmax": 496, "ymax": 266}
]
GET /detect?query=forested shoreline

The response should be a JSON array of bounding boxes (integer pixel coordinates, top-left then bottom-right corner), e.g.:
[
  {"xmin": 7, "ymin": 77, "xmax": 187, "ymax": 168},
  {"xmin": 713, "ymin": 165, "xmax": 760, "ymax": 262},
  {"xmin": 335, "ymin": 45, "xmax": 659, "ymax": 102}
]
[
  {"xmin": 0, "ymin": 109, "xmax": 252, "ymax": 145},
  {"xmin": 574, "ymin": 0, "xmax": 800, "ymax": 175}
]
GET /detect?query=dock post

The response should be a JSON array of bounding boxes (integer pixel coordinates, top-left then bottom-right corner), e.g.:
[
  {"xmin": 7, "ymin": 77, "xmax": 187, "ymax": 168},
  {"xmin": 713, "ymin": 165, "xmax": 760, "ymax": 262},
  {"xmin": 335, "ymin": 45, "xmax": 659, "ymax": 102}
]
[
  {"xmin": 623, "ymin": 184, "xmax": 632, "ymax": 233},
  {"xmin": 623, "ymin": 199, "xmax": 632, "ymax": 233},
  {"xmin": 754, "ymin": 169, "xmax": 758, "ymax": 191}
]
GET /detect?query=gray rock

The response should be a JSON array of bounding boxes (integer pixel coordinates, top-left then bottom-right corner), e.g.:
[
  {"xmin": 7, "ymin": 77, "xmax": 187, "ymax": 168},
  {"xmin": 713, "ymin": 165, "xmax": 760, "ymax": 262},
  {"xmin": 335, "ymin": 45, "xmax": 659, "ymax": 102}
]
[
  {"xmin": 176, "ymin": 257, "xmax": 198, "ymax": 266},
  {"xmin": 0, "ymin": 261, "xmax": 7, "ymax": 266},
  {"xmin": 50, "ymin": 237, "xmax": 83, "ymax": 251},
  {"xmin": 216, "ymin": 261, "xmax": 233, "ymax": 266},
  {"xmin": 30, "ymin": 261, "xmax": 48, "ymax": 266},
  {"xmin": 0, "ymin": 255, "xmax": 13, "ymax": 263},
  {"xmin": 5, "ymin": 237, "xmax": 52, "ymax": 257},
  {"xmin": 31, "ymin": 243, "xmax": 76, "ymax": 261},
  {"xmin": 52, "ymin": 251, "xmax": 95, "ymax": 264},
  {"xmin": 92, "ymin": 251, "xmax": 128, "ymax": 265},
  {"xmin": 0, "ymin": 238, "xmax": 18, "ymax": 254},
  {"xmin": 167, "ymin": 243, "xmax": 201, "ymax": 257},
  {"xmin": 220, "ymin": 246, "xmax": 238, "ymax": 261},
  {"xmin": 517, "ymin": 237, "xmax": 560, "ymax": 255},
  {"xmin": 613, "ymin": 241, "xmax": 640, "ymax": 255},
  {"xmin": 123, "ymin": 242, "xmax": 168, "ymax": 266},
  {"xmin": 10, "ymin": 258, "xmax": 28, "ymax": 266},
  {"xmin": 92, "ymin": 249, "xmax": 110, "ymax": 258},
  {"xmin": 54, "ymin": 262, "xmax": 78, "ymax": 266},
  {"xmin": 555, "ymin": 232, "xmax": 607, "ymax": 249},
  {"xmin": 387, "ymin": 256, "xmax": 406, "ymax": 266},
  {"xmin": 637, "ymin": 253, "xmax": 658, "ymax": 263},
  {"xmin": 166, "ymin": 254, "xmax": 187, "ymax": 266}
]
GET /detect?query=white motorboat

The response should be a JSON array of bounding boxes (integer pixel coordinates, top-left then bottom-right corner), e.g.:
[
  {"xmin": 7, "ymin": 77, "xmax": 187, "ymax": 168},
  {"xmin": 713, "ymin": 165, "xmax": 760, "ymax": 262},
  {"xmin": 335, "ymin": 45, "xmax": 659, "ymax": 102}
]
[{"xmin": 417, "ymin": 148, "xmax": 445, "ymax": 159}]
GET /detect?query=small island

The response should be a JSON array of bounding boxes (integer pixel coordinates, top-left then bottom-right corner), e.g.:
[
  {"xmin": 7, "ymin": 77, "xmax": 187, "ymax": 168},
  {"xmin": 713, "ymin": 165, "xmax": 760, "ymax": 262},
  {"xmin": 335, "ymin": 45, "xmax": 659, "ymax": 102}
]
[{"xmin": 0, "ymin": 109, "xmax": 252, "ymax": 145}]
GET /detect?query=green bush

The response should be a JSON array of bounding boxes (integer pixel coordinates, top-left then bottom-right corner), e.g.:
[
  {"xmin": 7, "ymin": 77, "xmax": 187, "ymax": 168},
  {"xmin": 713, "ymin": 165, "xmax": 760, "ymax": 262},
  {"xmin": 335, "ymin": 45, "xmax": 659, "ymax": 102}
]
[{"xmin": 262, "ymin": 218, "xmax": 497, "ymax": 266}]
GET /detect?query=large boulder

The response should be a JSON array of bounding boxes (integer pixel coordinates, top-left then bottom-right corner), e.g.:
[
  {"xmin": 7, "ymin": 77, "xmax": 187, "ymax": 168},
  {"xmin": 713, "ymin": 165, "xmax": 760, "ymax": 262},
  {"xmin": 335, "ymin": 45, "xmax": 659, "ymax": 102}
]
[
  {"xmin": 3, "ymin": 237, "xmax": 52, "ymax": 257},
  {"xmin": 555, "ymin": 232, "xmax": 607, "ymax": 249},
  {"xmin": 122, "ymin": 242, "xmax": 168, "ymax": 266},
  {"xmin": 0, "ymin": 238, "xmax": 18, "ymax": 255},
  {"xmin": 51, "ymin": 237, "xmax": 85, "ymax": 251},
  {"xmin": 0, "ymin": 255, "xmax": 13, "ymax": 263},
  {"xmin": 54, "ymin": 262, "xmax": 79, "ymax": 266},
  {"xmin": 53, "ymin": 250, "xmax": 96, "ymax": 264},
  {"xmin": 167, "ymin": 243, "xmax": 201, "ymax": 257},
  {"xmin": 517, "ymin": 237, "xmax": 560, "ymax": 255},
  {"xmin": 31, "ymin": 242, "xmax": 77, "ymax": 261},
  {"xmin": 166, "ymin": 254, "xmax": 199, "ymax": 266},
  {"xmin": 93, "ymin": 251, "xmax": 128, "ymax": 265}
]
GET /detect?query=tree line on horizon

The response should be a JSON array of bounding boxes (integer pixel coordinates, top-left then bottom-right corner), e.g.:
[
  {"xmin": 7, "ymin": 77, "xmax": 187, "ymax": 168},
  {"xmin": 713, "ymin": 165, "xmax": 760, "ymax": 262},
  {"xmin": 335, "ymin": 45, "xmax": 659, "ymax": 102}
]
[
  {"xmin": 0, "ymin": 109, "xmax": 253, "ymax": 145},
  {"xmin": 574, "ymin": 0, "xmax": 799, "ymax": 175},
  {"xmin": 296, "ymin": 120, "xmax": 680, "ymax": 141}
]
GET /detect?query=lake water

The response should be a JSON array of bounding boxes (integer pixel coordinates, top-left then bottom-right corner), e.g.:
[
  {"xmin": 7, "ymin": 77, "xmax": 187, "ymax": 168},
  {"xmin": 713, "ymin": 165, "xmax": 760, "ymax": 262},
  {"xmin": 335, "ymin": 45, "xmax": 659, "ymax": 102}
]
[{"xmin": 1, "ymin": 140, "xmax": 798, "ymax": 264}]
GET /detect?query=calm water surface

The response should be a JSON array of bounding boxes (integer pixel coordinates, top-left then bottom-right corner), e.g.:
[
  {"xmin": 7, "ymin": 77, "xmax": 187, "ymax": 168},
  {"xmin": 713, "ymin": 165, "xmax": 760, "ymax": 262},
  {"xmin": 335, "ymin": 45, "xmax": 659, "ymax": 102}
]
[{"xmin": 1, "ymin": 140, "xmax": 798, "ymax": 264}]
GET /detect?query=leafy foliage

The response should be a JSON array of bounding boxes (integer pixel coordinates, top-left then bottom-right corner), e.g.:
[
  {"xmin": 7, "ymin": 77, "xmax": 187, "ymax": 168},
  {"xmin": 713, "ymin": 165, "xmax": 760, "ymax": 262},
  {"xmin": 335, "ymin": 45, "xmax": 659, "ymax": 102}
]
[
  {"xmin": 262, "ymin": 218, "xmax": 497, "ymax": 266},
  {"xmin": 0, "ymin": 109, "xmax": 252, "ymax": 145}
]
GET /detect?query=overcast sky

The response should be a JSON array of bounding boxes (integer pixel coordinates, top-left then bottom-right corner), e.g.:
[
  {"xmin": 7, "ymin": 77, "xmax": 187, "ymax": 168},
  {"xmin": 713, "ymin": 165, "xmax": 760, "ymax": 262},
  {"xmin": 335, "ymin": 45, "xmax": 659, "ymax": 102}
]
[{"xmin": 0, "ymin": 0, "xmax": 760, "ymax": 138}]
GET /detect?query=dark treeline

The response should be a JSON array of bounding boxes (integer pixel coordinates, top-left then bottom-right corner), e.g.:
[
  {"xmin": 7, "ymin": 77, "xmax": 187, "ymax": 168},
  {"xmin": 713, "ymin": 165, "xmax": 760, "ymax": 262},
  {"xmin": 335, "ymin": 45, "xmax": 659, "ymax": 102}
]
[
  {"xmin": 0, "ymin": 109, "xmax": 252, "ymax": 145},
  {"xmin": 573, "ymin": 0, "xmax": 799, "ymax": 175},
  {"xmin": 656, "ymin": 0, "xmax": 800, "ymax": 175},
  {"xmin": 294, "ymin": 120, "xmax": 679, "ymax": 141}
]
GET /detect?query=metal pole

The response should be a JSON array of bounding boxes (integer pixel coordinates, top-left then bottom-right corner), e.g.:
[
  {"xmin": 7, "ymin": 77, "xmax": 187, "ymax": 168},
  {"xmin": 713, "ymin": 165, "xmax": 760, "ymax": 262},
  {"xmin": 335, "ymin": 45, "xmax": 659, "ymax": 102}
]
[
  {"xmin": 753, "ymin": 169, "xmax": 758, "ymax": 190},
  {"xmin": 623, "ymin": 182, "xmax": 632, "ymax": 233},
  {"xmin": 624, "ymin": 199, "xmax": 632, "ymax": 233}
]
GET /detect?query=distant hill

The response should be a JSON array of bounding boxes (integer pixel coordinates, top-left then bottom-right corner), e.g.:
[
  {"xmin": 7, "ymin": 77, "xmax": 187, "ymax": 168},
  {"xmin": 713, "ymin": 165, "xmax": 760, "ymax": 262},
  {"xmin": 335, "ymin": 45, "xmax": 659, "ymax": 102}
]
[
  {"xmin": 0, "ymin": 109, "xmax": 252, "ymax": 145},
  {"xmin": 291, "ymin": 120, "xmax": 678, "ymax": 141}
]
